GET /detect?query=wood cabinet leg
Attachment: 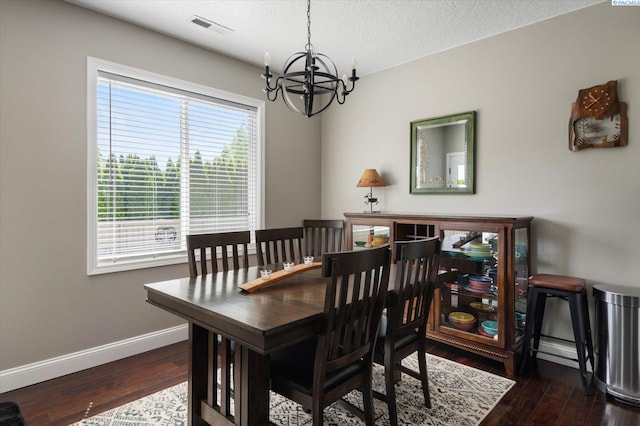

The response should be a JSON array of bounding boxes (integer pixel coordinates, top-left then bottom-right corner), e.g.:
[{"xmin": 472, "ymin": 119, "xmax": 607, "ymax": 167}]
[{"xmin": 504, "ymin": 355, "xmax": 516, "ymax": 379}]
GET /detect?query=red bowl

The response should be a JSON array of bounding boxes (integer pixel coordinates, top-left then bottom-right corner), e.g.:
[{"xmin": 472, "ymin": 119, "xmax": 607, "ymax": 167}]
[{"xmin": 450, "ymin": 319, "xmax": 475, "ymax": 331}]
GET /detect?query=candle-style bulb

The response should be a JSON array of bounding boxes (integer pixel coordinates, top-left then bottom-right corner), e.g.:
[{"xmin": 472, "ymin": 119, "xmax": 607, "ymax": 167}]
[
  {"xmin": 264, "ymin": 52, "xmax": 271, "ymax": 66},
  {"xmin": 351, "ymin": 58, "xmax": 357, "ymax": 69}
]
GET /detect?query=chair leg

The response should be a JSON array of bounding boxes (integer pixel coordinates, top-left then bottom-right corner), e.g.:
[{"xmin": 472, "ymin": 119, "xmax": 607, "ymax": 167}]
[
  {"xmin": 582, "ymin": 290, "xmax": 595, "ymax": 372},
  {"xmin": 416, "ymin": 345, "xmax": 431, "ymax": 409},
  {"xmin": 520, "ymin": 286, "xmax": 538, "ymax": 375},
  {"xmin": 384, "ymin": 351, "xmax": 399, "ymax": 426},
  {"xmin": 362, "ymin": 367, "xmax": 376, "ymax": 426},
  {"xmin": 312, "ymin": 397, "xmax": 323, "ymax": 426},
  {"xmin": 531, "ymin": 291, "xmax": 547, "ymax": 371},
  {"xmin": 569, "ymin": 292, "xmax": 591, "ymax": 395}
]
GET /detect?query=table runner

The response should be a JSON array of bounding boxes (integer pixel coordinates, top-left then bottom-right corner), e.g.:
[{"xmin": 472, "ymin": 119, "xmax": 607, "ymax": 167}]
[{"xmin": 238, "ymin": 262, "xmax": 322, "ymax": 292}]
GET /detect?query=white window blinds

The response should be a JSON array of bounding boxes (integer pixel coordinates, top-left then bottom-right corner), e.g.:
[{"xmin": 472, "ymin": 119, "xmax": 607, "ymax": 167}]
[{"xmin": 88, "ymin": 59, "xmax": 262, "ymax": 274}]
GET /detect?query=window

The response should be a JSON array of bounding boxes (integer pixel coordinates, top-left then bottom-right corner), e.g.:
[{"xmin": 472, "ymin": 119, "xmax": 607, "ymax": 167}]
[{"xmin": 87, "ymin": 58, "xmax": 264, "ymax": 274}]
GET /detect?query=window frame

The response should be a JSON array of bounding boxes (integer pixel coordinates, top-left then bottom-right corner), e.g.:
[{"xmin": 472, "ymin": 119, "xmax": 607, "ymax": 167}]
[{"xmin": 87, "ymin": 57, "xmax": 265, "ymax": 275}]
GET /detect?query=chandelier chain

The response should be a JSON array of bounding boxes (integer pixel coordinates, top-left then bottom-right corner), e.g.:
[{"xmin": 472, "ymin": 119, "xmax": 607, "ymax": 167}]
[{"xmin": 306, "ymin": 0, "xmax": 312, "ymax": 51}]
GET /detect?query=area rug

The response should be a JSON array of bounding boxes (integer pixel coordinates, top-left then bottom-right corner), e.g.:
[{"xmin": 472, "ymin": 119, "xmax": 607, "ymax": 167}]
[{"xmin": 73, "ymin": 353, "xmax": 514, "ymax": 425}]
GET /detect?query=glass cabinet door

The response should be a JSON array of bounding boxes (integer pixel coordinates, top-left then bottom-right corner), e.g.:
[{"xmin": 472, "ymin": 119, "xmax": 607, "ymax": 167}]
[
  {"xmin": 437, "ymin": 228, "xmax": 501, "ymax": 343},
  {"xmin": 351, "ymin": 224, "xmax": 390, "ymax": 249}
]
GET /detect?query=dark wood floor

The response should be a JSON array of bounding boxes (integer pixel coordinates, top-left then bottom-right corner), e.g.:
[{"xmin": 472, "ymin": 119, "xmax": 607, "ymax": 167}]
[{"xmin": 1, "ymin": 340, "xmax": 638, "ymax": 425}]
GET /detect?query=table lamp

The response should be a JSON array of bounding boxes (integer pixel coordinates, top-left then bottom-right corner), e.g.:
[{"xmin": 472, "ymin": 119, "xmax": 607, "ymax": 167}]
[{"xmin": 356, "ymin": 169, "xmax": 386, "ymax": 214}]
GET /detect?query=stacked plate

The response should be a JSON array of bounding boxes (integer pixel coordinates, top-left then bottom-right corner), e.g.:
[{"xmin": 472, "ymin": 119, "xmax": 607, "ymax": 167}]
[
  {"xmin": 464, "ymin": 275, "xmax": 494, "ymax": 294},
  {"xmin": 468, "ymin": 275, "xmax": 492, "ymax": 289},
  {"xmin": 464, "ymin": 243, "xmax": 493, "ymax": 260}
]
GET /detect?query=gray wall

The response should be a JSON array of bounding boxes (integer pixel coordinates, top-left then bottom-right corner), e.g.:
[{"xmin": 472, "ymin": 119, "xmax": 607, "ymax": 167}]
[
  {"xmin": 0, "ymin": 0, "xmax": 320, "ymax": 371},
  {"xmin": 321, "ymin": 2, "xmax": 639, "ymax": 339},
  {"xmin": 1, "ymin": 0, "xmax": 638, "ymax": 380}
]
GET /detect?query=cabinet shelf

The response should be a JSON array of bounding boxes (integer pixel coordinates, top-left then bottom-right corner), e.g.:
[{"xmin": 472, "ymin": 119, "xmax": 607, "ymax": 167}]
[{"xmin": 345, "ymin": 212, "xmax": 533, "ymax": 378}]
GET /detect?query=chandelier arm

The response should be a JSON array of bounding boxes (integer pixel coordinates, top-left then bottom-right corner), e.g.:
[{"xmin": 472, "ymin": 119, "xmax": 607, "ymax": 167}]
[
  {"xmin": 263, "ymin": 78, "xmax": 278, "ymax": 93},
  {"xmin": 261, "ymin": 67, "xmax": 273, "ymax": 86},
  {"xmin": 335, "ymin": 79, "xmax": 357, "ymax": 104},
  {"xmin": 265, "ymin": 88, "xmax": 279, "ymax": 102},
  {"xmin": 343, "ymin": 75, "xmax": 358, "ymax": 93},
  {"xmin": 262, "ymin": 65, "xmax": 280, "ymax": 91},
  {"xmin": 263, "ymin": 75, "xmax": 283, "ymax": 101}
]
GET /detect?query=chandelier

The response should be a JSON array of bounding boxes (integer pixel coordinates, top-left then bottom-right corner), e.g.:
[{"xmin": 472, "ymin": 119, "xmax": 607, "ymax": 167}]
[{"xmin": 261, "ymin": 0, "xmax": 359, "ymax": 118}]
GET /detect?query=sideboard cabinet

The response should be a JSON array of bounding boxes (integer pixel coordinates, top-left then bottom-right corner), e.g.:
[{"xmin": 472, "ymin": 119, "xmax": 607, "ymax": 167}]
[{"xmin": 344, "ymin": 212, "xmax": 533, "ymax": 378}]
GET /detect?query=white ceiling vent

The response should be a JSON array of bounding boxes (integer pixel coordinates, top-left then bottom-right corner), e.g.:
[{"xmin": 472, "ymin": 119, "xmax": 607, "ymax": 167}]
[{"xmin": 189, "ymin": 15, "xmax": 233, "ymax": 35}]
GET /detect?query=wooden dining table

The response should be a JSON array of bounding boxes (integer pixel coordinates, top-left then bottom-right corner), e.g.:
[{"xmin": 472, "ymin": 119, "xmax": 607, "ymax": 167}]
[{"xmin": 144, "ymin": 264, "xmax": 330, "ymax": 426}]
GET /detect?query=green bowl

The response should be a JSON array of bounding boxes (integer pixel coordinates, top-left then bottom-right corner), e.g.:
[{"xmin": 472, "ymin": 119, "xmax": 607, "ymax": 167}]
[{"xmin": 354, "ymin": 241, "xmax": 367, "ymax": 247}]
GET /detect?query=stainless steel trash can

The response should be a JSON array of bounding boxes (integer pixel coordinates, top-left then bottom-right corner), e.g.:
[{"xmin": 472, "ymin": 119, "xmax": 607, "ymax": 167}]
[{"xmin": 593, "ymin": 284, "xmax": 640, "ymax": 406}]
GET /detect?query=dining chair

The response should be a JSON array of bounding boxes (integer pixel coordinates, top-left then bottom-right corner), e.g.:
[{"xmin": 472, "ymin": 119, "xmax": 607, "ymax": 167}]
[
  {"xmin": 269, "ymin": 245, "xmax": 392, "ymax": 426},
  {"xmin": 186, "ymin": 231, "xmax": 250, "ymax": 277},
  {"xmin": 186, "ymin": 231, "xmax": 250, "ymax": 416},
  {"xmin": 374, "ymin": 237, "xmax": 441, "ymax": 426},
  {"xmin": 255, "ymin": 226, "xmax": 304, "ymax": 266},
  {"xmin": 302, "ymin": 219, "xmax": 345, "ymax": 257}
]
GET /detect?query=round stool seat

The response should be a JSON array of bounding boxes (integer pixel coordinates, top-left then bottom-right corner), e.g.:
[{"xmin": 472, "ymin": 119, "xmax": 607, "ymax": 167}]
[{"xmin": 529, "ymin": 274, "xmax": 585, "ymax": 293}]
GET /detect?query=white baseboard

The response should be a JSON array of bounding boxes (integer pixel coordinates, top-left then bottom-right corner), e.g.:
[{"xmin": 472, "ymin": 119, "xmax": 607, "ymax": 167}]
[
  {"xmin": 536, "ymin": 337, "xmax": 593, "ymax": 372},
  {"xmin": 0, "ymin": 327, "xmax": 589, "ymax": 394},
  {"xmin": 0, "ymin": 324, "xmax": 188, "ymax": 393}
]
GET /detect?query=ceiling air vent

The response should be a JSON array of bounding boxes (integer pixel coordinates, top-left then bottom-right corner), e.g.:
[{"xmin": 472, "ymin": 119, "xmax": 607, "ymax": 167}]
[{"xmin": 190, "ymin": 15, "xmax": 233, "ymax": 35}]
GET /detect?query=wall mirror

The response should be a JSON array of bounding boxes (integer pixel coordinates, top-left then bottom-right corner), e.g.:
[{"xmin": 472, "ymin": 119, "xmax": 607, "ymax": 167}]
[{"xmin": 410, "ymin": 111, "xmax": 475, "ymax": 194}]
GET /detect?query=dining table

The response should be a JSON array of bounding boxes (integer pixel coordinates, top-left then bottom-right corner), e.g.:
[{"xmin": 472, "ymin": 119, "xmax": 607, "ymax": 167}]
[{"xmin": 144, "ymin": 262, "xmax": 330, "ymax": 426}]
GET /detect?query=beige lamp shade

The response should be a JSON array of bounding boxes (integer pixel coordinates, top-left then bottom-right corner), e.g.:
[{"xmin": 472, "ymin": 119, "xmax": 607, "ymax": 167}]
[{"xmin": 356, "ymin": 169, "xmax": 386, "ymax": 187}]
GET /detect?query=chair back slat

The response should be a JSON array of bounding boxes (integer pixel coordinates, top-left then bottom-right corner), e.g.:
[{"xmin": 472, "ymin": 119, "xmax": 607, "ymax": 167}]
[
  {"xmin": 303, "ymin": 219, "xmax": 345, "ymax": 257},
  {"xmin": 391, "ymin": 238, "xmax": 441, "ymax": 336},
  {"xmin": 320, "ymin": 246, "xmax": 391, "ymax": 374},
  {"xmin": 255, "ymin": 227, "xmax": 304, "ymax": 266},
  {"xmin": 187, "ymin": 231, "xmax": 250, "ymax": 278}
]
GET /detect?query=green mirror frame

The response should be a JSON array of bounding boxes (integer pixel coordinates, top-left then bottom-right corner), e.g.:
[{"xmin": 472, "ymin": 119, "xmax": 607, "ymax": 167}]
[{"xmin": 410, "ymin": 111, "xmax": 476, "ymax": 194}]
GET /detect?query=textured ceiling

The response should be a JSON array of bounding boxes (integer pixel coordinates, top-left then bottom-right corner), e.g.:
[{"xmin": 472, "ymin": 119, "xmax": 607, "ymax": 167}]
[{"xmin": 67, "ymin": 0, "xmax": 603, "ymax": 76}]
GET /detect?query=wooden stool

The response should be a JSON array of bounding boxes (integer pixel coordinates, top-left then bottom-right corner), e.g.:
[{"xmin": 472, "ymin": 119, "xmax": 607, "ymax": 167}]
[{"xmin": 519, "ymin": 274, "xmax": 595, "ymax": 394}]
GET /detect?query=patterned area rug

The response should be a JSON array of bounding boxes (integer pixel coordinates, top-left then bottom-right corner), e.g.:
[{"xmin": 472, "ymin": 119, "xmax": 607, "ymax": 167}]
[{"xmin": 74, "ymin": 353, "xmax": 514, "ymax": 425}]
